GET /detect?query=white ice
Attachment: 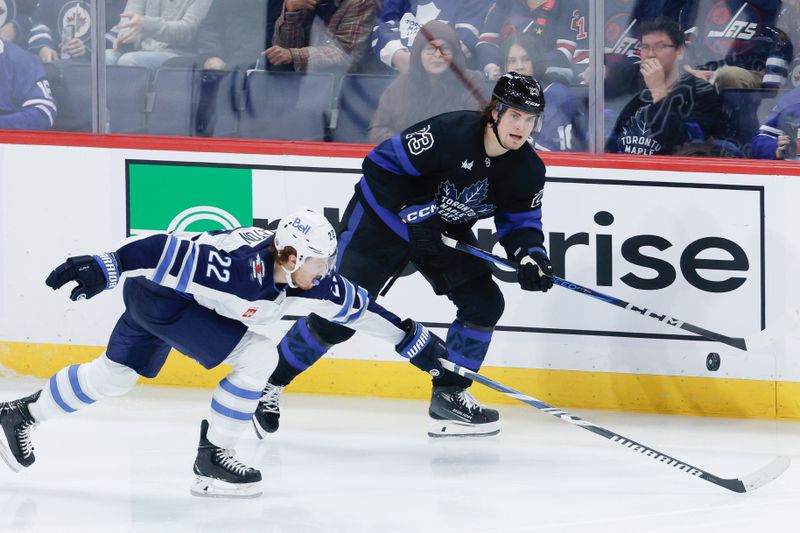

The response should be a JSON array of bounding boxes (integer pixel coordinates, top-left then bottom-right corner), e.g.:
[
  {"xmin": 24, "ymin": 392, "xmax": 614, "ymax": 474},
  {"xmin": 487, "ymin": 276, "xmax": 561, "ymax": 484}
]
[{"xmin": 0, "ymin": 376, "xmax": 798, "ymax": 533}]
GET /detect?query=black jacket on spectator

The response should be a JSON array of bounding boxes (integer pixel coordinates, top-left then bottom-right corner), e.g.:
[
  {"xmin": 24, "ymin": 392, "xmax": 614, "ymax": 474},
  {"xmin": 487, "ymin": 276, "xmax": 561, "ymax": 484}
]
[
  {"xmin": 194, "ymin": 0, "xmax": 275, "ymax": 68},
  {"xmin": 606, "ymin": 73, "xmax": 723, "ymax": 155}
]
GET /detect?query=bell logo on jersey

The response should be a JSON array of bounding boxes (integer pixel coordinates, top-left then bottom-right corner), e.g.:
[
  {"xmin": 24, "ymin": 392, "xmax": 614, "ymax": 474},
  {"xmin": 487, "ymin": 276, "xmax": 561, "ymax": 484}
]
[
  {"xmin": 405, "ymin": 125, "xmax": 434, "ymax": 155},
  {"xmin": 290, "ymin": 217, "xmax": 311, "ymax": 235},
  {"xmin": 250, "ymin": 254, "xmax": 265, "ymax": 286}
]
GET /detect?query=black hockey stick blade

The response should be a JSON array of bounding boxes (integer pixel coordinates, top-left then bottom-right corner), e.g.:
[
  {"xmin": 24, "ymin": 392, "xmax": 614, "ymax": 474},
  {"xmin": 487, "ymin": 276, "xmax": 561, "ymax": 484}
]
[
  {"xmin": 440, "ymin": 236, "xmax": 748, "ymax": 351},
  {"xmin": 438, "ymin": 358, "xmax": 790, "ymax": 493}
]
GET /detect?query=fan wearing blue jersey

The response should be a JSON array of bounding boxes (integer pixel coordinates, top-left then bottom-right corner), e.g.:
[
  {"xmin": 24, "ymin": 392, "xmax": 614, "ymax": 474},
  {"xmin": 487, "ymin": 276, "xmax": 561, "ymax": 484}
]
[
  {"xmin": 0, "ymin": 39, "xmax": 57, "ymax": 129},
  {"xmin": 0, "ymin": 209, "xmax": 447, "ymax": 499},
  {"xmin": 256, "ymin": 73, "xmax": 551, "ymax": 440}
]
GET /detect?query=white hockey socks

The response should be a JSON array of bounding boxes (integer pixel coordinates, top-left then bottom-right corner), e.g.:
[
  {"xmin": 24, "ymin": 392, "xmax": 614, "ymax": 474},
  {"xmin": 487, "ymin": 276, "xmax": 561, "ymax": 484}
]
[
  {"xmin": 208, "ymin": 331, "xmax": 276, "ymax": 449},
  {"xmin": 29, "ymin": 354, "xmax": 139, "ymax": 422}
]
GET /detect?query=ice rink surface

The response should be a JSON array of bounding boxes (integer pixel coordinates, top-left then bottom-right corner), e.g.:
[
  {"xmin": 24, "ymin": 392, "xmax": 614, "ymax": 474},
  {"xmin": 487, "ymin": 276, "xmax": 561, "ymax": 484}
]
[{"xmin": 0, "ymin": 376, "xmax": 798, "ymax": 533}]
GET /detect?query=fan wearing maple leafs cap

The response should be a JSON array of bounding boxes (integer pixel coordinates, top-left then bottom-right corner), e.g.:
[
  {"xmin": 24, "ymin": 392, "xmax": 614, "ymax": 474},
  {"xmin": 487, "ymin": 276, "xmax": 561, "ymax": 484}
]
[{"xmin": 255, "ymin": 71, "xmax": 551, "ymax": 440}]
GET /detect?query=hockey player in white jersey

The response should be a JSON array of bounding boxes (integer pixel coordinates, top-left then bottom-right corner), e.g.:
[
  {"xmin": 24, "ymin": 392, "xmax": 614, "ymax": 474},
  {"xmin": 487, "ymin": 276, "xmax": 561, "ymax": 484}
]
[{"xmin": 0, "ymin": 209, "xmax": 447, "ymax": 498}]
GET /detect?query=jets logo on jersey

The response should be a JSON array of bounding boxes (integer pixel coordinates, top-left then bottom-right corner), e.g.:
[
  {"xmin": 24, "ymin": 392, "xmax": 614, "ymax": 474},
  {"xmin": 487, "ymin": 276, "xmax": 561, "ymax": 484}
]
[
  {"xmin": 0, "ymin": 0, "xmax": 16, "ymax": 27},
  {"xmin": 436, "ymin": 179, "xmax": 496, "ymax": 223},
  {"xmin": 605, "ymin": 13, "xmax": 639, "ymax": 57},
  {"xmin": 59, "ymin": 1, "xmax": 92, "ymax": 44},
  {"xmin": 406, "ymin": 124, "xmax": 434, "ymax": 155},
  {"xmin": 250, "ymin": 254, "xmax": 265, "ymax": 286},
  {"xmin": 704, "ymin": 2, "xmax": 760, "ymax": 55}
]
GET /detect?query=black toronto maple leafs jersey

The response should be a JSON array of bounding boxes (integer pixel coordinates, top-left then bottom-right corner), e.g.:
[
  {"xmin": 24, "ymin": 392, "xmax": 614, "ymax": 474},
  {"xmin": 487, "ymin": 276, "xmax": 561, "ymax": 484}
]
[{"xmin": 357, "ymin": 110, "xmax": 548, "ymax": 259}]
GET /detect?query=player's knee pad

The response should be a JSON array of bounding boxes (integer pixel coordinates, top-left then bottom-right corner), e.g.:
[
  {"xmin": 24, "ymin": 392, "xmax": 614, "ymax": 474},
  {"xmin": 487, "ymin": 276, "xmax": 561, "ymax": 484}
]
[
  {"xmin": 224, "ymin": 331, "xmax": 275, "ymax": 387},
  {"xmin": 82, "ymin": 353, "xmax": 140, "ymax": 398},
  {"xmin": 277, "ymin": 316, "xmax": 339, "ymax": 372},
  {"xmin": 32, "ymin": 353, "xmax": 139, "ymax": 421},
  {"xmin": 445, "ymin": 320, "xmax": 493, "ymax": 371},
  {"xmin": 448, "ymin": 277, "xmax": 505, "ymax": 328},
  {"xmin": 307, "ymin": 313, "xmax": 356, "ymax": 345}
]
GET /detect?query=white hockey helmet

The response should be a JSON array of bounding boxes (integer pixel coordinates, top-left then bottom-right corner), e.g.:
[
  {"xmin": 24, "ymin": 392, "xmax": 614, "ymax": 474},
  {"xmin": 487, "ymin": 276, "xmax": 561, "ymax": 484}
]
[{"xmin": 274, "ymin": 208, "xmax": 338, "ymax": 277}]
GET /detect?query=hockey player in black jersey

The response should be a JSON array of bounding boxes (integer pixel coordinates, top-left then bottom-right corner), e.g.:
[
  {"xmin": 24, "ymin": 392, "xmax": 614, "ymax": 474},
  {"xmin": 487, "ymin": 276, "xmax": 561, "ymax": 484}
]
[
  {"xmin": 256, "ymin": 72, "xmax": 552, "ymax": 439},
  {"xmin": 0, "ymin": 209, "xmax": 448, "ymax": 498}
]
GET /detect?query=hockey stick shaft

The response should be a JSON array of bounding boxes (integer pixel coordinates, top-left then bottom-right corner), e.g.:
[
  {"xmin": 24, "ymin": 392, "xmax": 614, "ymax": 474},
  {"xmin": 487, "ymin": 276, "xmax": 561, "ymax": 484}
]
[
  {"xmin": 437, "ymin": 358, "xmax": 789, "ymax": 493},
  {"xmin": 441, "ymin": 236, "xmax": 747, "ymax": 351}
]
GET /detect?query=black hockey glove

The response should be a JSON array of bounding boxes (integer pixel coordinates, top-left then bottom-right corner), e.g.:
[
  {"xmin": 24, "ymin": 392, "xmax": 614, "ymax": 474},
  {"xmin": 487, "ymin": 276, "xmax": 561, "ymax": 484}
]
[
  {"xmin": 517, "ymin": 250, "xmax": 553, "ymax": 292},
  {"xmin": 395, "ymin": 319, "xmax": 447, "ymax": 377},
  {"xmin": 400, "ymin": 200, "xmax": 445, "ymax": 255},
  {"xmin": 45, "ymin": 253, "xmax": 121, "ymax": 301}
]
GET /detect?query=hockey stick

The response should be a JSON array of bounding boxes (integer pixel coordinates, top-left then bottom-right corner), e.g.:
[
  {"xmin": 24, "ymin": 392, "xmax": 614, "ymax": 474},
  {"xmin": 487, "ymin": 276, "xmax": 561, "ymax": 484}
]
[
  {"xmin": 437, "ymin": 358, "xmax": 790, "ymax": 493},
  {"xmin": 440, "ymin": 236, "xmax": 748, "ymax": 351}
]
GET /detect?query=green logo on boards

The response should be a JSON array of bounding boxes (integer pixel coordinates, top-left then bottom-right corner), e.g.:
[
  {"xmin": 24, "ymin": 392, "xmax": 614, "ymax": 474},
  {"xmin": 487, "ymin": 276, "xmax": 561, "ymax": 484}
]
[{"xmin": 127, "ymin": 163, "xmax": 253, "ymax": 235}]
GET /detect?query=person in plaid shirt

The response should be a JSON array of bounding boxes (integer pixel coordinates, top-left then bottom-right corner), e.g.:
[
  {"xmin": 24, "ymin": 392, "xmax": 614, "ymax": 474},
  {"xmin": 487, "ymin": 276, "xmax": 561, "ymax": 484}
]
[{"xmin": 267, "ymin": 0, "xmax": 379, "ymax": 73}]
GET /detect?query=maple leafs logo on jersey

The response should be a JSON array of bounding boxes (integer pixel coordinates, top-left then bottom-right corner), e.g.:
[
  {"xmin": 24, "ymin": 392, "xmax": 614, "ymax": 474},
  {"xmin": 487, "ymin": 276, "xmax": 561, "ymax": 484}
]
[
  {"xmin": 618, "ymin": 107, "xmax": 662, "ymax": 155},
  {"xmin": 436, "ymin": 179, "xmax": 496, "ymax": 223}
]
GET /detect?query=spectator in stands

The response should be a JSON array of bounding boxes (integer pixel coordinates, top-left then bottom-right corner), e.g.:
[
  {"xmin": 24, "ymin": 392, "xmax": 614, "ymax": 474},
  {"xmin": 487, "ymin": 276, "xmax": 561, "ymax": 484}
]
[
  {"xmin": 749, "ymin": 85, "xmax": 800, "ymax": 158},
  {"xmin": 778, "ymin": 0, "xmax": 800, "ymax": 88},
  {"xmin": 267, "ymin": 0, "xmax": 379, "ymax": 74},
  {"xmin": 606, "ymin": 17, "xmax": 723, "ymax": 155},
  {"xmin": 106, "ymin": 0, "xmax": 212, "ymax": 69},
  {"xmin": 374, "ymin": 0, "xmax": 491, "ymax": 74},
  {"xmin": 161, "ymin": 0, "xmax": 276, "ymax": 137},
  {"xmin": 0, "ymin": 39, "xmax": 58, "ymax": 130},
  {"xmin": 367, "ymin": 20, "xmax": 485, "ymax": 144},
  {"xmin": 499, "ymin": 31, "xmax": 587, "ymax": 151},
  {"xmin": 681, "ymin": 0, "xmax": 793, "ymax": 91},
  {"xmin": 477, "ymin": 0, "xmax": 588, "ymax": 84},
  {"xmin": 28, "ymin": 0, "xmax": 93, "ymax": 63},
  {"xmin": 0, "ymin": 0, "xmax": 37, "ymax": 45}
]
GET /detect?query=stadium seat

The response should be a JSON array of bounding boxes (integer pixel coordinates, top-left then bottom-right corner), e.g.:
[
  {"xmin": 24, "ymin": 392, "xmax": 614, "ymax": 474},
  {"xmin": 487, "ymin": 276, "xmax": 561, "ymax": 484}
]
[
  {"xmin": 146, "ymin": 68, "xmax": 196, "ymax": 136},
  {"xmin": 107, "ymin": 66, "xmax": 151, "ymax": 134},
  {"xmin": 48, "ymin": 62, "xmax": 92, "ymax": 133},
  {"xmin": 330, "ymin": 74, "xmax": 393, "ymax": 143},
  {"xmin": 240, "ymin": 71, "xmax": 335, "ymax": 141}
]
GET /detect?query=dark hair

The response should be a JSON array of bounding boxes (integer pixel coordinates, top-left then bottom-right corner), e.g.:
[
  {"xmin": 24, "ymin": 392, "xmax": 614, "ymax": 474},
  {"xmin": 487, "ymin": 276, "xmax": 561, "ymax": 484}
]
[
  {"xmin": 480, "ymin": 100, "xmax": 500, "ymax": 126},
  {"xmin": 499, "ymin": 31, "xmax": 546, "ymax": 77},
  {"xmin": 268, "ymin": 243, "xmax": 296, "ymax": 266},
  {"xmin": 638, "ymin": 16, "xmax": 685, "ymax": 47}
]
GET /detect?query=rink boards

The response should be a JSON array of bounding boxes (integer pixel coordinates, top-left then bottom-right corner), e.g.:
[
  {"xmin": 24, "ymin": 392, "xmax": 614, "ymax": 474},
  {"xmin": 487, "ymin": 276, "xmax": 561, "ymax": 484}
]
[{"xmin": 0, "ymin": 135, "xmax": 799, "ymax": 419}]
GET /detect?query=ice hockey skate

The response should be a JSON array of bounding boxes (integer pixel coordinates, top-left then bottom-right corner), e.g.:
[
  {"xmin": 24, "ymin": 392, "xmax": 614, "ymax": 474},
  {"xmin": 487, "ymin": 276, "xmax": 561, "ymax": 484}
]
[
  {"xmin": 428, "ymin": 386, "xmax": 500, "ymax": 437},
  {"xmin": 0, "ymin": 391, "xmax": 40, "ymax": 472},
  {"xmin": 191, "ymin": 419, "xmax": 262, "ymax": 498},
  {"xmin": 252, "ymin": 381, "xmax": 284, "ymax": 439}
]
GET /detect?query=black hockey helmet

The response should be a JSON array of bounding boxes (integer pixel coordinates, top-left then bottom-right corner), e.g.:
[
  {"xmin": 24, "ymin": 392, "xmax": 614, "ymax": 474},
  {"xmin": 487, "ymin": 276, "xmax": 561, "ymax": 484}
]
[{"xmin": 492, "ymin": 72, "xmax": 545, "ymax": 115}]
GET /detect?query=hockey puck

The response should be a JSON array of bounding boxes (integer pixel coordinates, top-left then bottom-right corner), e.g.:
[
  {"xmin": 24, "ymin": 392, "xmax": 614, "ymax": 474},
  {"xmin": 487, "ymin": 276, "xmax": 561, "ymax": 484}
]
[{"xmin": 706, "ymin": 352, "xmax": 721, "ymax": 372}]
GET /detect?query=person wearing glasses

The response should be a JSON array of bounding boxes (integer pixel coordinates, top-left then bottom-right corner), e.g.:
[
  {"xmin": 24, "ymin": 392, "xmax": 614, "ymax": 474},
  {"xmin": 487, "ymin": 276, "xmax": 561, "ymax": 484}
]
[
  {"xmin": 606, "ymin": 17, "xmax": 723, "ymax": 156},
  {"xmin": 368, "ymin": 20, "xmax": 486, "ymax": 144}
]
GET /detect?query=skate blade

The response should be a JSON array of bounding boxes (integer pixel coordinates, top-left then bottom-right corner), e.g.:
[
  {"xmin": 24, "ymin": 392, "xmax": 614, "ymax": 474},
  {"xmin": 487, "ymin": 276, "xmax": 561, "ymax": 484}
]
[
  {"xmin": 190, "ymin": 476, "xmax": 262, "ymax": 499},
  {"xmin": 0, "ymin": 433, "xmax": 24, "ymax": 473},
  {"xmin": 427, "ymin": 419, "xmax": 500, "ymax": 438},
  {"xmin": 252, "ymin": 418, "xmax": 278, "ymax": 441}
]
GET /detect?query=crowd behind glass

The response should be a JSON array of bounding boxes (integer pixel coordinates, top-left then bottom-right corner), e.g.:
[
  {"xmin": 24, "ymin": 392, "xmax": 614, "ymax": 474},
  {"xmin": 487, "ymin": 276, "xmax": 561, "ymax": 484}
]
[{"xmin": 1, "ymin": 0, "xmax": 799, "ymax": 160}]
